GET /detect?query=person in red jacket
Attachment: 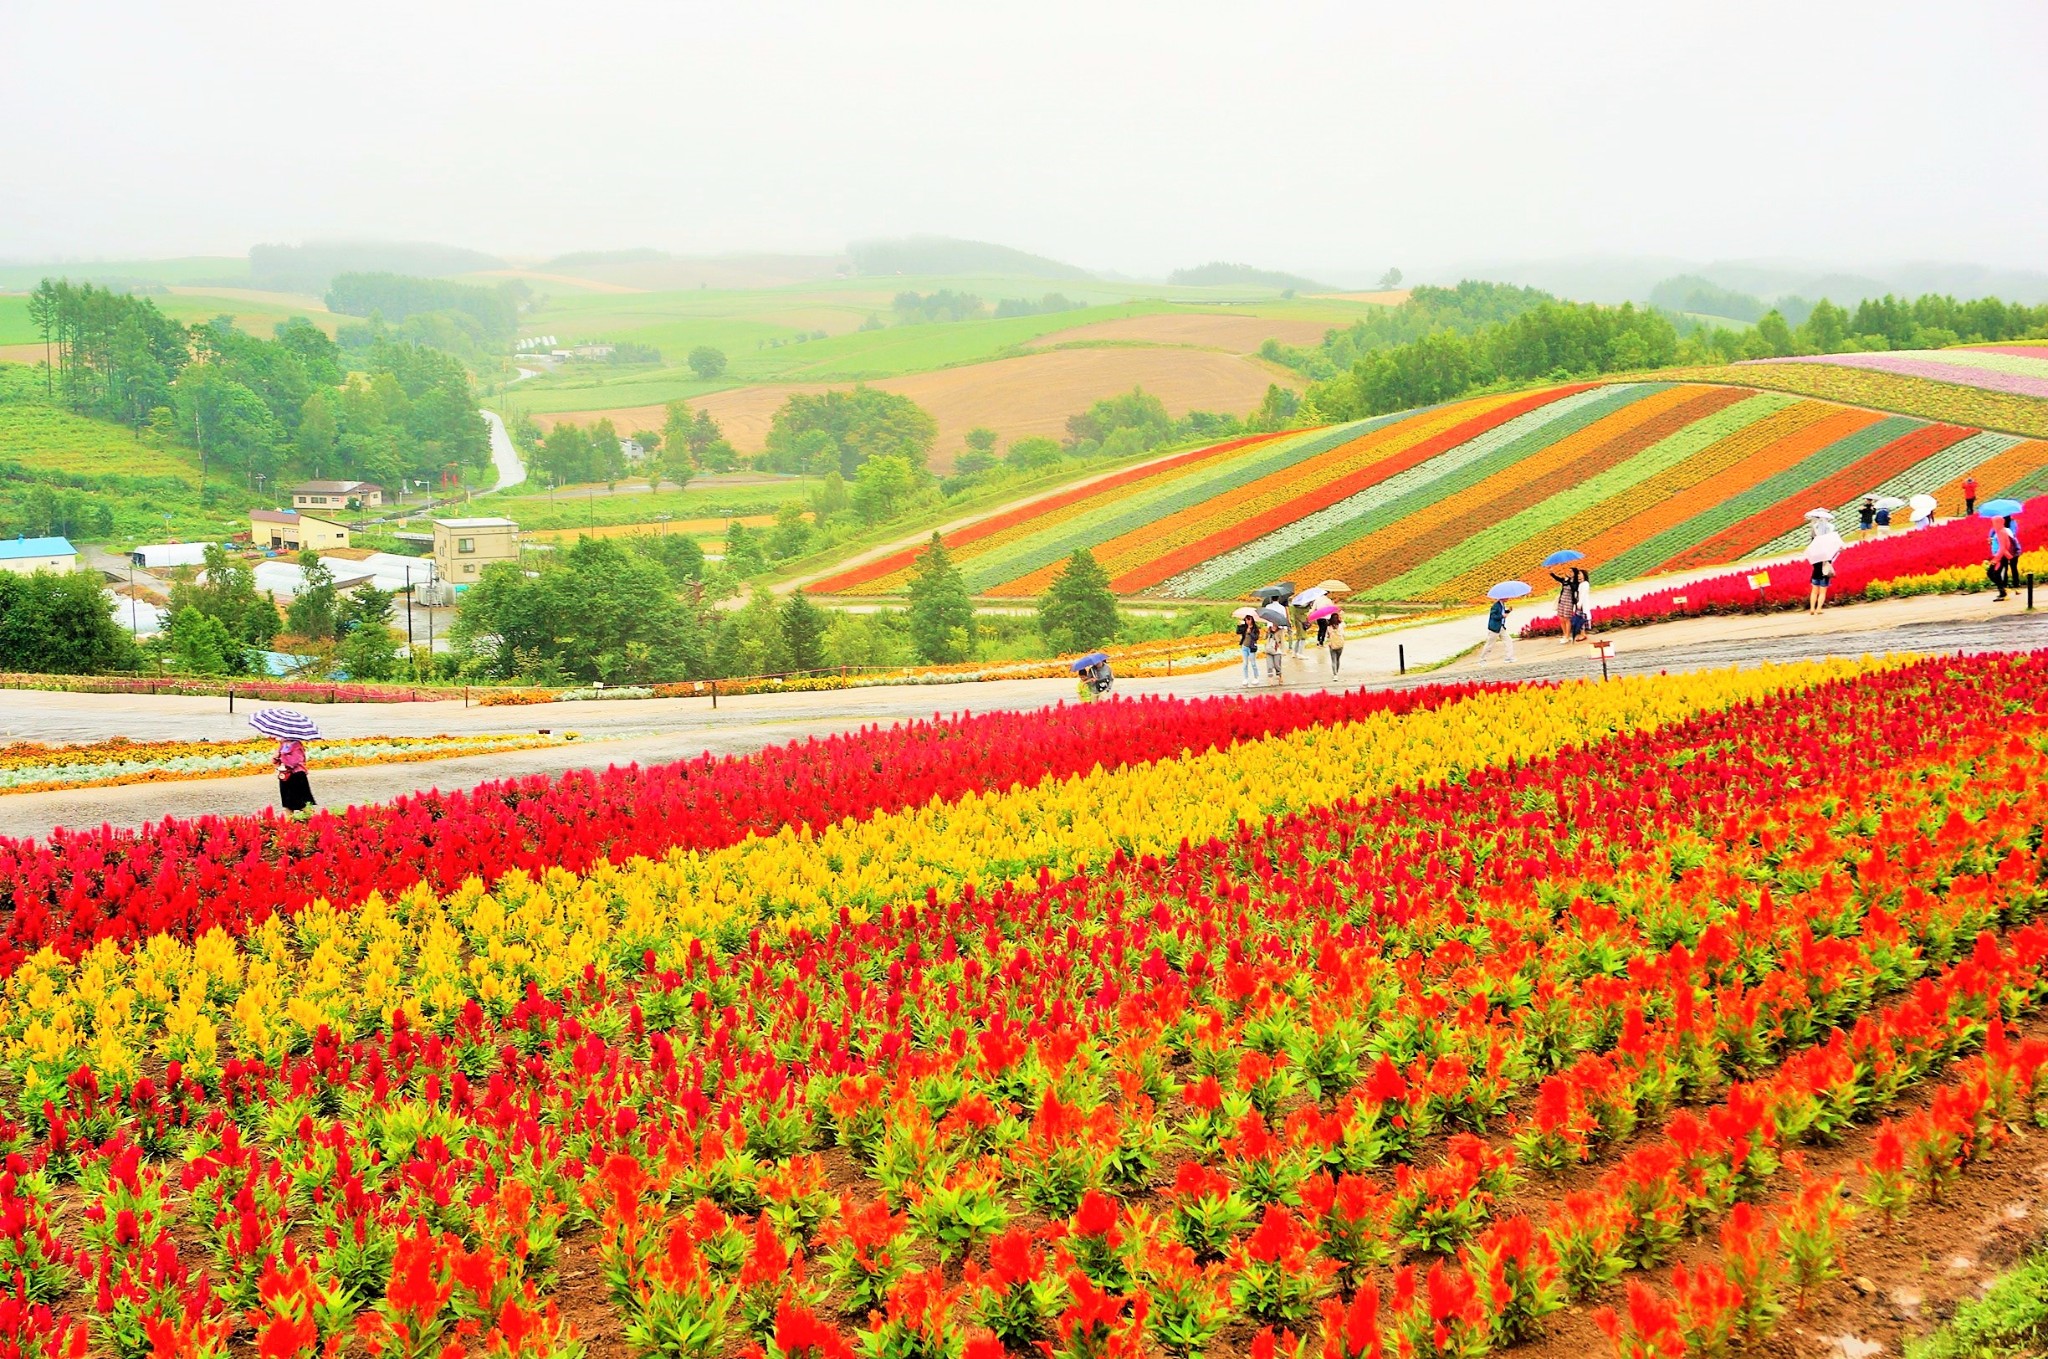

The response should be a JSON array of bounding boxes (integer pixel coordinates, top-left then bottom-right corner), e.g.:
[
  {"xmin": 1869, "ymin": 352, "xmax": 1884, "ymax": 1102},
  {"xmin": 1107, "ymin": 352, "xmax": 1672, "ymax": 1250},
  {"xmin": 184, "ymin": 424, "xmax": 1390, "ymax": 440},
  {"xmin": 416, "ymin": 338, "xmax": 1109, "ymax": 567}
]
[{"xmin": 1962, "ymin": 475, "xmax": 1979, "ymax": 516}]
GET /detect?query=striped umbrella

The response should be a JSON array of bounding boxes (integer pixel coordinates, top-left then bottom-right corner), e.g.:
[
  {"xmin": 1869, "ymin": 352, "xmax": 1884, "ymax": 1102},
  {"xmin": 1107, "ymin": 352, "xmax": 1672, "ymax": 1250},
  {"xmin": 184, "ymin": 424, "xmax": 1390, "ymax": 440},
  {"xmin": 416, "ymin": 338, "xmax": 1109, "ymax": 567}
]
[{"xmin": 248, "ymin": 708, "xmax": 321, "ymax": 741}]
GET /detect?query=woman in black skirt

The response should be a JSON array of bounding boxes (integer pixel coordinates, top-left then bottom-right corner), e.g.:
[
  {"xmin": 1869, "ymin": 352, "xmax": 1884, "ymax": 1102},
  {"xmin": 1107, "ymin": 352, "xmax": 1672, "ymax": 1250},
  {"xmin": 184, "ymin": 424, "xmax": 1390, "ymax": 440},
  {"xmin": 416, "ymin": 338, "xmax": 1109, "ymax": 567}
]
[{"xmin": 275, "ymin": 738, "xmax": 316, "ymax": 814}]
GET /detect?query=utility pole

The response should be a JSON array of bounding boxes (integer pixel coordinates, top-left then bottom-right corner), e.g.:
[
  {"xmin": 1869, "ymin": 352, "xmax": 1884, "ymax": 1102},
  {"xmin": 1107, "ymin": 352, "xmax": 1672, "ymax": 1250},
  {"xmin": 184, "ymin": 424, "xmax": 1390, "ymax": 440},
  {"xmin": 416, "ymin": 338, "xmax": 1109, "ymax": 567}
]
[
  {"xmin": 404, "ymin": 562, "xmax": 414, "ymax": 649},
  {"xmin": 127, "ymin": 559, "xmax": 138, "ymax": 639}
]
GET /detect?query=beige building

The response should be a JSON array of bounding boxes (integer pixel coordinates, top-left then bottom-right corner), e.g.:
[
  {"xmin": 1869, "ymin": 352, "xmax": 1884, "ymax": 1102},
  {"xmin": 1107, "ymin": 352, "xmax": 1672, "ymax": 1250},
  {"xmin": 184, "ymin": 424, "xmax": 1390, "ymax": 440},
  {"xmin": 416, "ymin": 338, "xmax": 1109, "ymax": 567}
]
[
  {"xmin": 251, "ymin": 509, "xmax": 352, "ymax": 552},
  {"xmin": 432, "ymin": 517, "xmax": 520, "ymax": 586},
  {"xmin": 0, "ymin": 536, "xmax": 77, "ymax": 575},
  {"xmin": 290, "ymin": 480, "xmax": 385, "ymax": 511}
]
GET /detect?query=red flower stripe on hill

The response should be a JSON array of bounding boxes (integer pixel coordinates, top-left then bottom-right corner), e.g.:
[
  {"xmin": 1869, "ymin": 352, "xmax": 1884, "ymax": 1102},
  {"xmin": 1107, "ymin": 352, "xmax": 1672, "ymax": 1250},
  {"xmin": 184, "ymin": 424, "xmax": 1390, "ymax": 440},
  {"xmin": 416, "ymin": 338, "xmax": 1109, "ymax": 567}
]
[
  {"xmin": 1108, "ymin": 384, "xmax": 1597, "ymax": 594},
  {"xmin": 0, "ymin": 681, "xmax": 1496, "ymax": 972},
  {"xmin": 806, "ymin": 431, "xmax": 1287, "ymax": 593},
  {"xmin": 1672, "ymin": 422, "xmax": 1975, "ymax": 571}
]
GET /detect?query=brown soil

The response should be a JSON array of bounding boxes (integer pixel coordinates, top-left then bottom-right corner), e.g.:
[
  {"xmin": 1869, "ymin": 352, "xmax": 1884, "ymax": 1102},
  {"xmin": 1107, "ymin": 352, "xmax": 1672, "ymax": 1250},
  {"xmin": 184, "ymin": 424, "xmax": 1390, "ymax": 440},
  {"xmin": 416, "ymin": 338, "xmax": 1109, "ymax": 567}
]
[
  {"xmin": 536, "ymin": 348, "xmax": 1302, "ymax": 470},
  {"xmin": 1314, "ymin": 289, "xmax": 1413, "ymax": 306}
]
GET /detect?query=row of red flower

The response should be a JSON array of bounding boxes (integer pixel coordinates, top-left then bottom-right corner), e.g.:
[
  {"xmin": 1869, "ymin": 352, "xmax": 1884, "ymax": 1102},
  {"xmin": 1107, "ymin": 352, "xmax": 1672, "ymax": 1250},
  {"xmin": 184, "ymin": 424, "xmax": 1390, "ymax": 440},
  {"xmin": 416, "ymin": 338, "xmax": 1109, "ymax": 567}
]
[
  {"xmin": 0, "ymin": 680, "xmax": 1498, "ymax": 974},
  {"xmin": 5, "ymin": 651, "xmax": 2048, "ymax": 1356},
  {"xmin": 1524, "ymin": 492, "xmax": 2044, "ymax": 636}
]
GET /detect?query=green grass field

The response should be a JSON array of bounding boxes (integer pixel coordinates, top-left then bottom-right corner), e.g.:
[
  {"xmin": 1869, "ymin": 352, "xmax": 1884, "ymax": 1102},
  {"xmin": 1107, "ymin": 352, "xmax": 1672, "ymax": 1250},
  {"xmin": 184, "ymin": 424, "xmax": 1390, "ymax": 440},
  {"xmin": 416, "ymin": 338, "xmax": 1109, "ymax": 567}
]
[
  {"xmin": 0, "ymin": 256, "xmax": 250, "ymax": 291},
  {"xmin": 463, "ymin": 477, "xmax": 811, "ymax": 532},
  {"xmin": 0, "ymin": 399, "xmax": 261, "ymax": 544},
  {"xmin": 500, "ymin": 284, "xmax": 1377, "ymax": 416},
  {"xmin": 0, "ymin": 404, "xmax": 201, "ymax": 480}
]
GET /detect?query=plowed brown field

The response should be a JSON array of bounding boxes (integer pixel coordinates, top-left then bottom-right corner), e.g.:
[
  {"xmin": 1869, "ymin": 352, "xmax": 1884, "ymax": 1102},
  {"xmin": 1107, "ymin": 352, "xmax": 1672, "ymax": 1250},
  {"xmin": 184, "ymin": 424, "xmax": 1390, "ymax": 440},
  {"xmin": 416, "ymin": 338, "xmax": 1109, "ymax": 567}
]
[{"xmin": 534, "ymin": 347, "xmax": 1302, "ymax": 470}]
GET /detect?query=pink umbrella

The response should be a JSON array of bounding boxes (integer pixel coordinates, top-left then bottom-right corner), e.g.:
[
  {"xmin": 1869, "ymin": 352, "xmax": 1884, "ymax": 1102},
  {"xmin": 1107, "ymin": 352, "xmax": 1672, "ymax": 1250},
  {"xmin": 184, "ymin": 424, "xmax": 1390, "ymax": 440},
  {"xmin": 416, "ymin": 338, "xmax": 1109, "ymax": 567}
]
[{"xmin": 1308, "ymin": 603, "xmax": 1339, "ymax": 620}]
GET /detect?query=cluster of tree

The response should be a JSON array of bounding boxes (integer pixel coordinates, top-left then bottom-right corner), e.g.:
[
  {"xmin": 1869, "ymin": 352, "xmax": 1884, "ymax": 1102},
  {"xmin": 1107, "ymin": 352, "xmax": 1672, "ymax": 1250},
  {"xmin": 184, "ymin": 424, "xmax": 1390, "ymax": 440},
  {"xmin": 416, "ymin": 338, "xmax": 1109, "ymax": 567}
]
[
  {"xmin": 762, "ymin": 385, "xmax": 936, "ymax": 477},
  {"xmin": 2, "ymin": 477, "xmax": 119, "ymax": 539},
  {"xmin": 247, "ymin": 241, "xmax": 503, "ymax": 295},
  {"xmin": 24, "ymin": 280, "xmax": 190, "ymax": 423},
  {"xmin": 607, "ymin": 341, "xmax": 663, "ymax": 365},
  {"xmin": 1168, "ymin": 262, "xmax": 1333, "ymax": 293},
  {"xmin": 1646, "ymin": 275, "xmax": 1772, "ymax": 324},
  {"xmin": 325, "ymin": 273, "xmax": 518, "ymax": 338},
  {"xmin": 0, "ymin": 570, "xmax": 139, "ymax": 674},
  {"xmin": 1260, "ymin": 281, "xmax": 1556, "ymax": 381},
  {"xmin": 1058, "ymin": 384, "xmax": 1301, "ymax": 460},
  {"xmin": 512, "ymin": 399, "xmax": 741, "ymax": 491},
  {"xmin": 1682, "ymin": 292, "xmax": 2048, "ymax": 364},
  {"xmin": 22, "ymin": 280, "xmax": 489, "ymax": 495},
  {"xmin": 892, "ymin": 290, "xmax": 984, "ymax": 324},
  {"xmin": 154, "ymin": 546, "xmax": 281, "ymax": 674},
  {"xmin": 1304, "ymin": 300, "xmax": 1685, "ymax": 419},
  {"xmin": 276, "ymin": 553, "xmax": 404, "ymax": 680},
  {"xmin": 992, "ymin": 293, "xmax": 1083, "ymax": 319}
]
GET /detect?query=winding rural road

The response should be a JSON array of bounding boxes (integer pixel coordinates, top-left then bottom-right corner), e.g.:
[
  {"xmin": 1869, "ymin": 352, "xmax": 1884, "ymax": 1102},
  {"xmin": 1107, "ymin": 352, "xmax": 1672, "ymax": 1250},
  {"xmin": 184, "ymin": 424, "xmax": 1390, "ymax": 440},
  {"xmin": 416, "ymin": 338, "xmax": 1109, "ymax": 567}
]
[
  {"xmin": 1, "ymin": 595, "xmax": 2042, "ymax": 841},
  {"xmin": 481, "ymin": 409, "xmax": 526, "ymax": 492}
]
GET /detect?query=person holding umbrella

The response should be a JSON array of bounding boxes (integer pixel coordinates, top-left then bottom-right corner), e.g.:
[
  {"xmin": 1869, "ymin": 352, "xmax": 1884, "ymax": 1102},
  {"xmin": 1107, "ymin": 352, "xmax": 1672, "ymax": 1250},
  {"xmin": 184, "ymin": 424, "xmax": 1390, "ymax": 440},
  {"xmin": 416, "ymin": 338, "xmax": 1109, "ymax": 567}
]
[
  {"xmin": 1235, "ymin": 608, "xmax": 1262, "ymax": 685},
  {"xmin": 251, "ymin": 708, "xmax": 320, "ymax": 815},
  {"xmin": 1480, "ymin": 581, "xmax": 1527, "ymax": 664},
  {"xmin": 1982, "ymin": 501, "xmax": 2023, "ymax": 599},
  {"xmin": 1804, "ymin": 509, "xmax": 1845, "ymax": 614},
  {"xmin": 1543, "ymin": 550, "xmax": 1587, "ymax": 645}
]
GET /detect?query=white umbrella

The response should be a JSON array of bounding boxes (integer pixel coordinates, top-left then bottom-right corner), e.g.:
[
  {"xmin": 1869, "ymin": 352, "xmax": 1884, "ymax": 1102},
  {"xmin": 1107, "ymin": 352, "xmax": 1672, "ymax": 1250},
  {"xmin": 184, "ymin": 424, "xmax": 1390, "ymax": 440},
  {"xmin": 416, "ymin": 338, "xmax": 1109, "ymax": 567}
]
[
  {"xmin": 1291, "ymin": 587, "xmax": 1330, "ymax": 608},
  {"xmin": 1909, "ymin": 493, "xmax": 1938, "ymax": 516},
  {"xmin": 1872, "ymin": 496, "xmax": 1908, "ymax": 511},
  {"xmin": 1233, "ymin": 606, "xmax": 1259, "ymax": 620},
  {"xmin": 1318, "ymin": 579, "xmax": 1352, "ymax": 593},
  {"xmin": 1803, "ymin": 507, "xmax": 1834, "ymax": 521},
  {"xmin": 249, "ymin": 709, "xmax": 321, "ymax": 741}
]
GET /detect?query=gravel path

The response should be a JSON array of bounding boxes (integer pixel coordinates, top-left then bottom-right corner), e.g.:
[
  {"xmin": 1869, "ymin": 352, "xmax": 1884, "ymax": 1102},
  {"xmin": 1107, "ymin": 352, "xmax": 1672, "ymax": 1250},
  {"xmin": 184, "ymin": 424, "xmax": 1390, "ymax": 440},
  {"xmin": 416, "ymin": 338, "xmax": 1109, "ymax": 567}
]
[{"xmin": 2, "ymin": 597, "xmax": 2042, "ymax": 840}]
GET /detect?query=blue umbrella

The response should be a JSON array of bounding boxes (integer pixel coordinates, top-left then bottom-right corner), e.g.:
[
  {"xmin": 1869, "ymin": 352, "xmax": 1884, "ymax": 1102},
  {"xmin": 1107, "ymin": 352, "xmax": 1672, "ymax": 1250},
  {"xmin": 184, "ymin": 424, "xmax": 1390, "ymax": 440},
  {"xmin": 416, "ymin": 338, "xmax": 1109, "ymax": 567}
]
[
  {"xmin": 1068, "ymin": 652, "xmax": 1109, "ymax": 673},
  {"xmin": 1978, "ymin": 499, "xmax": 2023, "ymax": 518},
  {"xmin": 1488, "ymin": 581, "xmax": 1533, "ymax": 601},
  {"xmin": 249, "ymin": 708, "xmax": 321, "ymax": 741},
  {"xmin": 1540, "ymin": 549, "xmax": 1584, "ymax": 568}
]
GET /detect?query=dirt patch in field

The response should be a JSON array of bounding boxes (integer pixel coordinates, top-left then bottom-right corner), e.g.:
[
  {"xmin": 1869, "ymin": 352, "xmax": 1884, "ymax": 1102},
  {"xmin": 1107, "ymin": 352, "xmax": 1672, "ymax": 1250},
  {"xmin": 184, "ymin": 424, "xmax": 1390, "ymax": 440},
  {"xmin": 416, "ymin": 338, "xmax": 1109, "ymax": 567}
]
[
  {"xmin": 0, "ymin": 344, "xmax": 46, "ymax": 365},
  {"xmin": 1314, "ymin": 288, "xmax": 1413, "ymax": 305},
  {"xmin": 535, "ymin": 348, "xmax": 1303, "ymax": 470},
  {"xmin": 1026, "ymin": 311, "xmax": 1336, "ymax": 353}
]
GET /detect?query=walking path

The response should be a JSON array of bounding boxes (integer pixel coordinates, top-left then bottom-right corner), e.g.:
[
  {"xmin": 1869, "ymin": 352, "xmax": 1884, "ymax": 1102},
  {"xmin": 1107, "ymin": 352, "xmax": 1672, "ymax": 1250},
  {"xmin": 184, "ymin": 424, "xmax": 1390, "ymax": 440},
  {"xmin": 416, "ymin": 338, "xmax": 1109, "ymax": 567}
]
[{"xmin": 1, "ymin": 592, "xmax": 2041, "ymax": 840}]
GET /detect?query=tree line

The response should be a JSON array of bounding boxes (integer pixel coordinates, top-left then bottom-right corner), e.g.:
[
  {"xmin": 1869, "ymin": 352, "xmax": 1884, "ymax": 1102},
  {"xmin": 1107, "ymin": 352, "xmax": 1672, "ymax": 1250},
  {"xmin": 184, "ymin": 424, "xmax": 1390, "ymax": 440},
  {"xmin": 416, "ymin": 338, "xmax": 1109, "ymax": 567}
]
[{"xmin": 21, "ymin": 279, "xmax": 491, "ymax": 494}]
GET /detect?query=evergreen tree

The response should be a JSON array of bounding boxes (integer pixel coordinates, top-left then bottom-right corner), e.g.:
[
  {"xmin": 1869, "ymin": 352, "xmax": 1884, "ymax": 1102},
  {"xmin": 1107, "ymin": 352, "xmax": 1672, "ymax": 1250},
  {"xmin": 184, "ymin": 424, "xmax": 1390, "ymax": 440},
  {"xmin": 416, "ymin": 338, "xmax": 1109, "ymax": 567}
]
[
  {"xmin": 284, "ymin": 552, "xmax": 339, "ymax": 640},
  {"xmin": 780, "ymin": 588, "xmax": 829, "ymax": 672},
  {"xmin": 906, "ymin": 533, "xmax": 974, "ymax": 664},
  {"xmin": 1037, "ymin": 549, "xmax": 1120, "ymax": 653}
]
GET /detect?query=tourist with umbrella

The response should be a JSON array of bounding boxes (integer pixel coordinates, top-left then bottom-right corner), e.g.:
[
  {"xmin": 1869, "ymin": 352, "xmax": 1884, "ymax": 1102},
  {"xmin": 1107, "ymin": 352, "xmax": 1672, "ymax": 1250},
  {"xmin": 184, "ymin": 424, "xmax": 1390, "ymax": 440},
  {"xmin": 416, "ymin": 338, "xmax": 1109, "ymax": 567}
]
[
  {"xmin": 1543, "ymin": 550, "xmax": 1590, "ymax": 644},
  {"xmin": 1480, "ymin": 581, "xmax": 1528, "ymax": 665},
  {"xmin": 1804, "ymin": 508, "xmax": 1845, "ymax": 614},
  {"xmin": 250, "ymin": 708, "xmax": 320, "ymax": 815},
  {"xmin": 1233, "ymin": 607, "xmax": 1262, "ymax": 685},
  {"xmin": 1310, "ymin": 602, "xmax": 1347, "ymax": 675},
  {"xmin": 1908, "ymin": 493, "xmax": 1937, "ymax": 532},
  {"xmin": 1982, "ymin": 499, "xmax": 2023, "ymax": 600}
]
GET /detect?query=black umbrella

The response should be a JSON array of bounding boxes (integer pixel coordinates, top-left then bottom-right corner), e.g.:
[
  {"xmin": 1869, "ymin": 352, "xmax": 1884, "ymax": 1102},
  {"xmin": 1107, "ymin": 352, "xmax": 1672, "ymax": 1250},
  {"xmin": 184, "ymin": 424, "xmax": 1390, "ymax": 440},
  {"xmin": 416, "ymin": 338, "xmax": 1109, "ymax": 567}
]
[{"xmin": 1252, "ymin": 582, "xmax": 1295, "ymax": 602}]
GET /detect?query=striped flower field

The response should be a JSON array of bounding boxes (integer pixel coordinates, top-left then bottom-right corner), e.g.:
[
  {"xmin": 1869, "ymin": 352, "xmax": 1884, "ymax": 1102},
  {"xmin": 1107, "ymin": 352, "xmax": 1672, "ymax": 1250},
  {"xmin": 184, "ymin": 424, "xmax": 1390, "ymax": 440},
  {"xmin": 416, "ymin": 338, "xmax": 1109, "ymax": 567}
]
[
  {"xmin": 12, "ymin": 652, "xmax": 2048, "ymax": 1356},
  {"xmin": 811, "ymin": 375, "xmax": 2048, "ymax": 603}
]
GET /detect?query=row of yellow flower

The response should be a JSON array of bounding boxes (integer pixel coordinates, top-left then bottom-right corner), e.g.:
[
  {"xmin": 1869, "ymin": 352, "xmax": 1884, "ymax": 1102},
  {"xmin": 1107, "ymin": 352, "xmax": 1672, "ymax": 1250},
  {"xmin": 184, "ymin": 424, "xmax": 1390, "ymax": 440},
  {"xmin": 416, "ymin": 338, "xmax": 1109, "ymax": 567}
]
[
  {"xmin": 0, "ymin": 657, "xmax": 1899, "ymax": 1097},
  {"xmin": 0, "ymin": 733, "xmax": 577, "ymax": 795}
]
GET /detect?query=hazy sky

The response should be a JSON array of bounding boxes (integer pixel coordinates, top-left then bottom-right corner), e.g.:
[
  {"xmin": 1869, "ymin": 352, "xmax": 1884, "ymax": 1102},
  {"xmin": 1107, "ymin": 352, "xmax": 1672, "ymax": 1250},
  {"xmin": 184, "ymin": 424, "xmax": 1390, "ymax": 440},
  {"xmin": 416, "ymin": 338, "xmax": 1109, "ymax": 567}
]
[{"xmin": 7, "ymin": 0, "xmax": 2046, "ymax": 277}]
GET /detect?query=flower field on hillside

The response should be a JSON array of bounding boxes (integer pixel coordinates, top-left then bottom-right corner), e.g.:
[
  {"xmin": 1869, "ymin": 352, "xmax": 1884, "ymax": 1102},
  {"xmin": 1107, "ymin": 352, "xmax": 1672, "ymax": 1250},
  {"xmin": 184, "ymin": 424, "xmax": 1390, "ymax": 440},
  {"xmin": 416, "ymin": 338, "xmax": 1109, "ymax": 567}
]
[
  {"xmin": 808, "ymin": 379, "xmax": 2048, "ymax": 606},
  {"xmin": 6, "ymin": 651, "xmax": 2048, "ymax": 1358}
]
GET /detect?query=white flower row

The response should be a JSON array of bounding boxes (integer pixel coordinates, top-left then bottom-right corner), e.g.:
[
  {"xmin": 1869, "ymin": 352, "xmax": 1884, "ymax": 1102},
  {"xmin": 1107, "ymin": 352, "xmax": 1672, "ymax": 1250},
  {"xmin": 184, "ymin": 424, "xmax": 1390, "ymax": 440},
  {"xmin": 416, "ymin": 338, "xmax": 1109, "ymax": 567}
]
[{"xmin": 1159, "ymin": 387, "xmax": 1628, "ymax": 597}]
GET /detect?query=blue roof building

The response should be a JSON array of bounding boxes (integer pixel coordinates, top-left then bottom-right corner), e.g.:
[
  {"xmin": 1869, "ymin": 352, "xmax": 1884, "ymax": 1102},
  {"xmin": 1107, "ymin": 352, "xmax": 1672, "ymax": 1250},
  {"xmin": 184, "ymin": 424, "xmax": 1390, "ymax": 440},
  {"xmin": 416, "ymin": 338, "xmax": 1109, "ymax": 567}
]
[{"xmin": 0, "ymin": 536, "xmax": 78, "ymax": 573}]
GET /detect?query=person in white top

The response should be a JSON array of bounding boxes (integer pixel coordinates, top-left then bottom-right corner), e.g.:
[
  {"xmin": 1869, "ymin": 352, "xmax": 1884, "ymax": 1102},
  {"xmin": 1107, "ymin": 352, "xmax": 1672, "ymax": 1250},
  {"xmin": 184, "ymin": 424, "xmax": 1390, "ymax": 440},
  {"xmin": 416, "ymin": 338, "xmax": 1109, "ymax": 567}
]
[{"xmin": 1805, "ymin": 514, "xmax": 1845, "ymax": 614}]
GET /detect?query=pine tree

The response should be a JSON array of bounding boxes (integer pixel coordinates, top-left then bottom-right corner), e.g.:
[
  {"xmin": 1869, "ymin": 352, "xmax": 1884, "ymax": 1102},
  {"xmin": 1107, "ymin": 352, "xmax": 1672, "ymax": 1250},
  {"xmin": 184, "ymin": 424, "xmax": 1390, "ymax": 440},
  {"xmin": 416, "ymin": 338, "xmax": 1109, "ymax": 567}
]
[
  {"xmin": 907, "ymin": 533, "xmax": 974, "ymax": 664},
  {"xmin": 781, "ymin": 588, "xmax": 829, "ymax": 672},
  {"xmin": 1037, "ymin": 548, "xmax": 1119, "ymax": 653}
]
